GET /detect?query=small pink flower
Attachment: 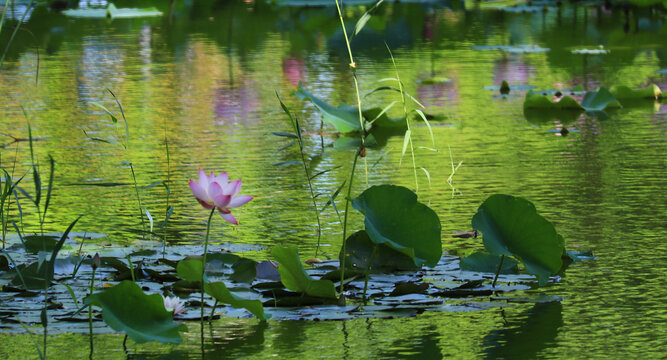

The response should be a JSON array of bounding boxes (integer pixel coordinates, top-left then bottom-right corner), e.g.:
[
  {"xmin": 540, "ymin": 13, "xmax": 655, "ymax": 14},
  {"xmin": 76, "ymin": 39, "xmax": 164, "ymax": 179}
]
[{"xmin": 189, "ymin": 169, "xmax": 253, "ymax": 225}]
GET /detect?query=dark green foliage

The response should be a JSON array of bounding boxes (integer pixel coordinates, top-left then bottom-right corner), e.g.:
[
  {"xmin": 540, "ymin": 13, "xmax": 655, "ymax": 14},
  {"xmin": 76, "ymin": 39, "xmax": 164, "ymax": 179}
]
[
  {"xmin": 472, "ymin": 195, "xmax": 564, "ymax": 285},
  {"xmin": 85, "ymin": 281, "xmax": 187, "ymax": 344},
  {"xmin": 271, "ymin": 245, "xmax": 337, "ymax": 299},
  {"xmin": 340, "ymin": 230, "xmax": 419, "ymax": 271},
  {"xmin": 352, "ymin": 185, "xmax": 442, "ymax": 267},
  {"xmin": 460, "ymin": 252, "xmax": 519, "ymax": 274}
]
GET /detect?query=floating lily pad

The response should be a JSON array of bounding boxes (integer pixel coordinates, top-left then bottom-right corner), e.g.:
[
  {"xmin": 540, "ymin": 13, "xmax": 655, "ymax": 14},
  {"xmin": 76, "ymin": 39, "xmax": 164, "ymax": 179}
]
[
  {"xmin": 85, "ymin": 281, "xmax": 187, "ymax": 344},
  {"xmin": 23, "ymin": 235, "xmax": 59, "ymax": 253},
  {"xmin": 610, "ymin": 84, "xmax": 662, "ymax": 100},
  {"xmin": 62, "ymin": 3, "xmax": 163, "ymax": 19},
  {"xmin": 352, "ymin": 185, "xmax": 442, "ymax": 268},
  {"xmin": 472, "ymin": 195, "xmax": 564, "ymax": 286},
  {"xmin": 471, "ymin": 45, "xmax": 550, "ymax": 54},
  {"xmin": 418, "ymin": 76, "xmax": 451, "ymax": 85},
  {"xmin": 11, "ymin": 218, "xmax": 80, "ymax": 290},
  {"xmin": 524, "ymin": 87, "xmax": 620, "ymax": 112},
  {"xmin": 523, "ymin": 91, "xmax": 583, "ymax": 110},
  {"xmin": 571, "ymin": 48, "xmax": 610, "ymax": 55}
]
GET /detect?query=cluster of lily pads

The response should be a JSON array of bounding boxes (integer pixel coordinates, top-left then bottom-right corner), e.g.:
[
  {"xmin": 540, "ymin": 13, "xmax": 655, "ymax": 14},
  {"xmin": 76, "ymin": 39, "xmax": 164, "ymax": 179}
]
[{"xmin": 0, "ymin": 0, "xmax": 602, "ymax": 355}]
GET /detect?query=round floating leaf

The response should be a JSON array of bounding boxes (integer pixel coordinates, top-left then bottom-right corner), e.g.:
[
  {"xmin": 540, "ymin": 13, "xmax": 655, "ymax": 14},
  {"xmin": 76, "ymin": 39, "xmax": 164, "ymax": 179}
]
[
  {"xmin": 271, "ymin": 245, "xmax": 337, "ymax": 299},
  {"xmin": 352, "ymin": 185, "xmax": 442, "ymax": 267},
  {"xmin": 472, "ymin": 194, "xmax": 564, "ymax": 285},
  {"xmin": 460, "ymin": 252, "xmax": 519, "ymax": 274},
  {"xmin": 85, "ymin": 281, "xmax": 187, "ymax": 344},
  {"xmin": 571, "ymin": 48, "xmax": 610, "ymax": 55}
]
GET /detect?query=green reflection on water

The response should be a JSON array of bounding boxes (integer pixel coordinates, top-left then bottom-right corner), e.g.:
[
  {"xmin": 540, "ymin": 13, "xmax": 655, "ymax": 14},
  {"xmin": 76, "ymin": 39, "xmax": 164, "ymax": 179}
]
[{"xmin": 0, "ymin": 0, "xmax": 665, "ymax": 358}]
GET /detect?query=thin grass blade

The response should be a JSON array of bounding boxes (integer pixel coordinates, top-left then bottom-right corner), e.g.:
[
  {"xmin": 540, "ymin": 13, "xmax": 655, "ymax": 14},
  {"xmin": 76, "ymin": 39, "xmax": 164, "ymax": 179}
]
[
  {"xmin": 400, "ymin": 129, "xmax": 411, "ymax": 164},
  {"xmin": 321, "ymin": 180, "xmax": 346, "ymax": 213},
  {"xmin": 351, "ymin": 0, "xmax": 384, "ymax": 40},
  {"xmin": 414, "ymin": 109, "xmax": 435, "ymax": 146},
  {"xmin": 43, "ymin": 155, "xmax": 54, "ymax": 220}
]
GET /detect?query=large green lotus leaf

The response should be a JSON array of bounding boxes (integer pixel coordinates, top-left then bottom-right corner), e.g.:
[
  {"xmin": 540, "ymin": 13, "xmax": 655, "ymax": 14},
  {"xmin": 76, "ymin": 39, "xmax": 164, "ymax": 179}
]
[
  {"xmin": 610, "ymin": 84, "xmax": 662, "ymax": 100},
  {"xmin": 340, "ymin": 230, "xmax": 419, "ymax": 271},
  {"xmin": 352, "ymin": 185, "xmax": 442, "ymax": 268},
  {"xmin": 176, "ymin": 258, "xmax": 205, "ymax": 283},
  {"xmin": 580, "ymin": 87, "xmax": 622, "ymax": 111},
  {"xmin": 271, "ymin": 245, "xmax": 337, "ymax": 299},
  {"xmin": 205, "ymin": 282, "xmax": 267, "ymax": 320},
  {"xmin": 471, "ymin": 194, "xmax": 564, "ymax": 285},
  {"xmin": 85, "ymin": 281, "xmax": 187, "ymax": 344},
  {"xmin": 460, "ymin": 252, "xmax": 519, "ymax": 274},
  {"xmin": 294, "ymin": 82, "xmax": 363, "ymax": 133},
  {"xmin": 523, "ymin": 91, "xmax": 583, "ymax": 110}
]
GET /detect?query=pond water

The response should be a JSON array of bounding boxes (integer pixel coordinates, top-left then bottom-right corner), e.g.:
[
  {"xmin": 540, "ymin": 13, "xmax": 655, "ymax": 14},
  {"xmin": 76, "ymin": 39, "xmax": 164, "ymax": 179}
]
[{"xmin": 0, "ymin": 0, "xmax": 666, "ymax": 358}]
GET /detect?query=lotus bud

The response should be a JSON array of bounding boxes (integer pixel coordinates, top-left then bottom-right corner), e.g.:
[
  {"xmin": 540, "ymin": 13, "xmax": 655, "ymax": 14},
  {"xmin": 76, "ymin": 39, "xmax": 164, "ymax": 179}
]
[{"xmin": 92, "ymin": 253, "xmax": 100, "ymax": 270}]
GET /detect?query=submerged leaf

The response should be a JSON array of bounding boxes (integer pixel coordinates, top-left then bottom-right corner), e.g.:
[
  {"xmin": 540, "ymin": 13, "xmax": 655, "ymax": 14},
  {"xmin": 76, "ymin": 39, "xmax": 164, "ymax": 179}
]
[
  {"xmin": 85, "ymin": 281, "xmax": 187, "ymax": 344},
  {"xmin": 352, "ymin": 185, "xmax": 442, "ymax": 267},
  {"xmin": 472, "ymin": 194, "xmax": 564, "ymax": 285}
]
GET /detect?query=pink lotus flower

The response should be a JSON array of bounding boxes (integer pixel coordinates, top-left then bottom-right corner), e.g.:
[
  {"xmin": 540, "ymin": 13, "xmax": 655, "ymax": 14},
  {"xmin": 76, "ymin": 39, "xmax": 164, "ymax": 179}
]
[{"xmin": 189, "ymin": 169, "xmax": 252, "ymax": 225}]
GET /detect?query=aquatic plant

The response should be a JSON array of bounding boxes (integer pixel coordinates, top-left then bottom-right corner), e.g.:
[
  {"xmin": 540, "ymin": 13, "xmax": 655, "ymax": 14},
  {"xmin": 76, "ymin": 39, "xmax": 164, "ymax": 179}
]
[
  {"xmin": 189, "ymin": 169, "xmax": 252, "ymax": 226},
  {"xmin": 470, "ymin": 194, "xmax": 564, "ymax": 286},
  {"xmin": 188, "ymin": 169, "xmax": 256, "ymax": 343},
  {"xmin": 84, "ymin": 280, "xmax": 187, "ymax": 344},
  {"xmin": 88, "ymin": 90, "xmax": 154, "ymax": 238},
  {"xmin": 523, "ymin": 87, "xmax": 621, "ymax": 112},
  {"xmin": 274, "ymin": 94, "xmax": 329, "ymax": 256}
]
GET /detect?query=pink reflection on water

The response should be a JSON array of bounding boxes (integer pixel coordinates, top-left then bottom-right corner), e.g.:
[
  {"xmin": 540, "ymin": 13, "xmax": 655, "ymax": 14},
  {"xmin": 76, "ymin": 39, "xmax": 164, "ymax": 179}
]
[
  {"xmin": 492, "ymin": 57, "xmax": 535, "ymax": 85},
  {"xmin": 282, "ymin": 56, "xmax": 307, "ymax": 87},
  {"xmin": 213, "ymin": 80, "xmax": 261, "ymax": 125}
]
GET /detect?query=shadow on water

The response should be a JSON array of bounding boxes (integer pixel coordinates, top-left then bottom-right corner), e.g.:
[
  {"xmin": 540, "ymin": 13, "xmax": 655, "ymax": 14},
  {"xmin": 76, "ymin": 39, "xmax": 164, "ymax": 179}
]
[
  {"xmin": 379, "ymin": 324, "xmax": 443, "ymax": 359},
  {"xmin": 483, "ymin": 302, "xmax": 563, "ymax": 360}
]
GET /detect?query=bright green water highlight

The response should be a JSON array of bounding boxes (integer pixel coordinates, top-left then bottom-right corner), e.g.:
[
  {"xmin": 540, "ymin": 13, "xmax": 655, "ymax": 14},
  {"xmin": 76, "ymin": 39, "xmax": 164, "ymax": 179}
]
[{"xmin": 0, "ymin": 0, "xmax": 665, "ymax": 358}]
